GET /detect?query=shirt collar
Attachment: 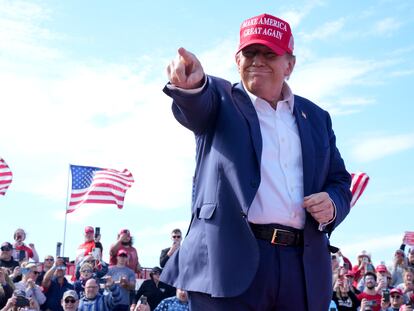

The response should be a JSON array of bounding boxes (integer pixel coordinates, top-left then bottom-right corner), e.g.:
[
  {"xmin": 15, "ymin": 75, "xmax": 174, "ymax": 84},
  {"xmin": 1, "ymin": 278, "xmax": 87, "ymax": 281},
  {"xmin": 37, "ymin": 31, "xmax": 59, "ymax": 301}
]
[{"xmin": 243, "ymin": 81, "xmax": 295, "ymax": 113}]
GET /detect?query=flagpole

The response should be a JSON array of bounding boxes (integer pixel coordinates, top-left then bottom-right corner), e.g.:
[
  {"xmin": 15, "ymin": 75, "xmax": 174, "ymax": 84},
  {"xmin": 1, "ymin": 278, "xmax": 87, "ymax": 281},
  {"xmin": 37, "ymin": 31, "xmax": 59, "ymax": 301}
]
[{"xmin": 63, "ymin": 164, "xmax": 71, "ymax": 257}]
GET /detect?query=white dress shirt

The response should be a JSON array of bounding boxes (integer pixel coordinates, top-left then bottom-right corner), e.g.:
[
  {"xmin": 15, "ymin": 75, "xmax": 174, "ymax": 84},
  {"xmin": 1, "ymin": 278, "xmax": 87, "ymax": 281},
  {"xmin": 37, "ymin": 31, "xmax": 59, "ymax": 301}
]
[{"xmin": 245, "ymin": 82, "xmax": 306, "ymax": 229}]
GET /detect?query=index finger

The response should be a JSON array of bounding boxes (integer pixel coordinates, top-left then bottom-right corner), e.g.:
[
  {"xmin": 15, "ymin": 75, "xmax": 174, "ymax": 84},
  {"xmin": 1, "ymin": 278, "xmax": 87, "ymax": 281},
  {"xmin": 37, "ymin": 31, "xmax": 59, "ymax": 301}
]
[{"xmin": 177, "ymin": 47, "xmax": 193, "ymax": 64}]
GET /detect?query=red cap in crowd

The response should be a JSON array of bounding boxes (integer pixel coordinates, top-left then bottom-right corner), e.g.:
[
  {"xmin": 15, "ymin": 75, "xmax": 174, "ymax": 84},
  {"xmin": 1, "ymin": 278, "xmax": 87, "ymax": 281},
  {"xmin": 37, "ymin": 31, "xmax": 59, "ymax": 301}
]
[
  {"xmin": 84, "ymin": 226, "xmax": 94, "ymax": 234},
  {"xmin": 117, "ymin": 249, "xmax": 128, "ymax": 257},
  {"xmin": 119, "ymin": 229, "xmax": 130, "ymax": 236},
  {"xmin": 237, "ymin": 13, "xmax": 294, "ymax": 56},
  {"xmin": 390, "ymin": 288, "xmax": 403, "ymax": 296},
  {"xmin": 376, "ymin": 264, "xmax": 388, "ymax": 273}
]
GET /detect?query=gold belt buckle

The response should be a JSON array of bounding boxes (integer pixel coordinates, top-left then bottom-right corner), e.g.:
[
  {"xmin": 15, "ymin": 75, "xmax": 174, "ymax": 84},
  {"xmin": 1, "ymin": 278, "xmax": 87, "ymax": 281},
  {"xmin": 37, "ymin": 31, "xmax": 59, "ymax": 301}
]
[{"xmin": 271, "ymin": 228, "xmax": 290, "ymax": 246}]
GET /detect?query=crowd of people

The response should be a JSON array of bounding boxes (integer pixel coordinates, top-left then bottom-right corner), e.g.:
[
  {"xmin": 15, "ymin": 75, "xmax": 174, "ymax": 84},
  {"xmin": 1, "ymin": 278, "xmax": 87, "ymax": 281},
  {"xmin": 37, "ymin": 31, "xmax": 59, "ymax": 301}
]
[
  {"xmin": 1, "ymin": 226, "xmax": 413, "ymax": 311},
  {"xmin": 0, "ymin": 227, "xmax": 188, "ymax": 311},
  {"xmin": 330, "ymin": 245, "xmax": 414, "ymax": 310}
]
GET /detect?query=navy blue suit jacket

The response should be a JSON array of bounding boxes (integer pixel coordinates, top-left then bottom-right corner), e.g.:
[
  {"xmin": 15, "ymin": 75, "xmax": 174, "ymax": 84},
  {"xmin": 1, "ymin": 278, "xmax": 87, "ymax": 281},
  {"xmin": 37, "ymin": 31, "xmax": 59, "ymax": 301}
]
[{"xmin": 161, "ymin": 76, "xmax": 351, "ymax": 311}]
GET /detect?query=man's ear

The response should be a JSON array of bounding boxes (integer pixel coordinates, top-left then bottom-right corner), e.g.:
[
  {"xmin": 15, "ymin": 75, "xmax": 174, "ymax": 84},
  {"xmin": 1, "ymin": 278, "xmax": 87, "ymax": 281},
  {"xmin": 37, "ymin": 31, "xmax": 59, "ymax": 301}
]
[
  {"xmin": 285, "ymin": 54, "xmax": 296, "ymax": 77},
  {"xmin": 235, "ymin": 53, "xmax": 241, "ymax": 73}
]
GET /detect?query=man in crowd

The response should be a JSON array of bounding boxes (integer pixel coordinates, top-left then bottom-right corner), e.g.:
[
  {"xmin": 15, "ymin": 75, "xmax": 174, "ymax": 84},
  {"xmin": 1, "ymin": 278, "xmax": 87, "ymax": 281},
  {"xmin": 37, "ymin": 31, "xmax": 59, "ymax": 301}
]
[
  {"xmin": 106, "ymin": 249, "xmax": 136, "ymax": 311},
  {"xmin": 12, "ymin": 229, "xmax": 39, "ymax": 263},
  {"xmin": 78, "ymin": 277, "xmax": 121, "ymax": 311},
  {"xmin": 14, "ymin": 262, "xmax": 46, "ymax": 307},
  {"xmin": 61, "ymin": 290, "xmax": 79, "ymax": 311},
  {"xmin": 154, "ymin": 289, "xmax": 189, "ymax": 311},
  {"xmin": 357, "ymin": 272, "xmax": 382, "ymax": 311},
  {"xmin": 159, "ymin": 229, "xmax": 182, "ymax": 268},
  {"xmin": 162, "ymin": 12, "xmax": 351, "ymax": 311},
  {"xmin": 36, "ymin": 255, "xmax": 54, "ymax": 286},
  {"xmin": 109, "ymin": 229, "xmax": 141, "ymax": 275},
  {"xmin": 391, "ymin": 249, "xmax": 407, "ymax": 286},
  {"xmin": 0, "ymin": 243, "xmax": 18, "ymax": 274},
  {"xmin": 75, "ymin": 227, "xmax": 96, "ymax": 264},
  {"xmin": 132, "ymin": 267, "xmax": 175, "ymax": 311},
  {"xmin": 75, "ymin": 254, "xmax": 108, "ymax": 280},
  {"xmin": 42, "ymin": 257, "xmax": 74, "ymax": 311},
  {"xmin": 382, "ymin": 288, "xmax": 405, "ymax": 311}
]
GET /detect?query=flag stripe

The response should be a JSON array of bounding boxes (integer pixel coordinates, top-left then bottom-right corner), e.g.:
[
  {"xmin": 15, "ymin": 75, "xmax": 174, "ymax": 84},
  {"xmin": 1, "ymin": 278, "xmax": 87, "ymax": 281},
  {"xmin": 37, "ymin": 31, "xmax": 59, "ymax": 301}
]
[
  {"xmin": 68, "ymin": 164, "xmax": 134, "ymax": 213},
  {"xmin": 350, "ymin": 172, "xmax": 369, "ymax": 207},
  {"xmin": 0, "ymin": 158, "xmax": 12, "ymax": 196}
]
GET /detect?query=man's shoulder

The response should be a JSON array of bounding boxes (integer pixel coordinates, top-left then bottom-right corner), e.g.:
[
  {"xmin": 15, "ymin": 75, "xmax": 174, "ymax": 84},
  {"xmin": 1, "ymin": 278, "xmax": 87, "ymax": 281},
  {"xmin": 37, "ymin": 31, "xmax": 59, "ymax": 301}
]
[{"xmin": 294, "ymin": 94, "xmax": 326, "ymax": 113}]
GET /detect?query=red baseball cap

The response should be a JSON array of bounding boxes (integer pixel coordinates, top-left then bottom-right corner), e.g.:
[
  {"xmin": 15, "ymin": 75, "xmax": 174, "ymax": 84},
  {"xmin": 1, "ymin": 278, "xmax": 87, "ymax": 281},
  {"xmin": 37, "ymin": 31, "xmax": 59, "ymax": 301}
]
[
  {"xmin": 117, "ymin": 249, "xmax": 128, "ymax": 257},
  {"xmin": 84, "ymin": 226, "xmax": 94, "ymax": 234},
  {"xmin": 376, "ymin": 264, "xmax": 388, "ymax": 273},
  {"xmin": 237, "ymin": 13, "xmax": 294, "ymax": 56},
  {"xmin": 390, "ymin": 288, "xmax": 403, "ymax": 296},
  {"xmin": 119, "ymin": 229, "xmax": 130, "ymax": 236}
]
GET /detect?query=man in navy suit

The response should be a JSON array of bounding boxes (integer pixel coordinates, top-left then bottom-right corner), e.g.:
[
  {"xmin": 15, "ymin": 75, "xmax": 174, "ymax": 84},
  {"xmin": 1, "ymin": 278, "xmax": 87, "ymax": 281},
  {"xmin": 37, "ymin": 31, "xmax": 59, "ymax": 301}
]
[{"xmin": 162, "ymin": 13, "xmax": 352, "ymax": 311}]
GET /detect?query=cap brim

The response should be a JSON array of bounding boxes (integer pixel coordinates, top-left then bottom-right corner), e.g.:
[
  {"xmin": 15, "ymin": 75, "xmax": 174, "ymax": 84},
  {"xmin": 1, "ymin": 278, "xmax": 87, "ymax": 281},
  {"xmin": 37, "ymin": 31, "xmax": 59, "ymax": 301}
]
[{"xmin": 236, "ymin": 39, "xmax": 288, "ymax": 56}]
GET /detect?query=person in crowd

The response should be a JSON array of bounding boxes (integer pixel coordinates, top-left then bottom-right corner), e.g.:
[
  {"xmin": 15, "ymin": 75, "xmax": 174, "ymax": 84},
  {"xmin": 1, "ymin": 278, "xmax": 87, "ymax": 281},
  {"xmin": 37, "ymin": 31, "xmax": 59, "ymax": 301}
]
[
  {"xmin": 352, "ymin": 250, "xmax": 375, "ymax": 288},
  {"xmin": 376, "ymin": 264, "xmax": 393, "ymax": 291},
  {"xmin": 12, "ymin": 229, "xmax": 39, "ymax": 263},
  {"xmin": 131, "ymin": 267, "xmax": 175, "ymax": 311},
  {"xmin": 14, "ymin": 263, "xmax": 45, "ymax": 307},
  {"xmin": 73, "ymin": 263, "xmax": 94, "ymax": 299},
  {"xmin": 106, "ymin": 250, "xmax": 136, "ymax": 311},
  {"xmin": 159, "ymin": 229, "xmax": 182, "ymax": 269},
  {"xmin": 344, "ymin": 271, "xmax": 360, "ymax": 295},
  {"xmin": 41, "ymin": 257, "xmax": 74, "ymax": 311},
  {"xmin": 332, "ymin": 271, "xmax": 360, "ymax": 311},
  {"xmin": 78, "ymin": 277, "xmax": 122, "ymax": 311},
  {"xmin": 0, "ymin": 268, "xmax": 14, "ymax": 309},
  {"xmin": 153, "ymin": 288, "xmax": 189, "ymax": 311},
  {"xmin": 396, "ymin": 268, "xmax": 414, "ymax": 304},
  {"xmin": 380, "ymin": 287, "xmax": 405, "ymax": 311},
  {"xmin": 75, "ymin": 254, "xmax": 108, "ymax": 280},
  {"xmin": 390, "ymin": 249, "xmax": 407, "ymax": 286},
  {"xmin": 1, "ymin": 289, "xmax": 40, "ymax": 311},
  {"xmin": 0, "ymin": 243, "xmax": 19, "ymax": 274},
  {"xmin": 408, "ymin": 248, "xmax": 414, "ymax": 270},
  {"xmin": 109, "ymin": 229, "xmax": 141, "ymax": 275},
  {"xmin": 61, "ymin": 290, "xmax": 79, "ymax": 311},
  {"xmin": 75, "ymin": 227, "xmax": 96, "ymax": 264},
  {"xmin": 36, "ymin": 256, "xmax": 54, "ymax": 286},
  {"xmin": 357, "ymin": 272, "xmax": 382, "ymax": 311},
  {"xmin": 163, "ymin": 11, "xmax": 352, "ymax": 311}
]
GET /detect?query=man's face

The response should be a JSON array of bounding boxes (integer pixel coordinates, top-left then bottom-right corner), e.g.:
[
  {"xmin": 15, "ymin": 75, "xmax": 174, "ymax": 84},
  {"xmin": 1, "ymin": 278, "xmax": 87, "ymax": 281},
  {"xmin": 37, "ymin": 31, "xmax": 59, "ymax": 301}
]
[
  {"xmin": 0, "ymin": 245, "xmax": 12, "ymax": 260},
  {"xmin": 28, "ymin": 268, "xmax": 39, "ymax": 281},
  {"xmin": 85, "ymin": 232, "xmax": 94, "ymax": 242},
  {"xmin": 171, "ymin": 232, "xmax": 182, "ymax": 244},
  {"xmin": 390, "ymin": 293, "xmax": 403, "ymax": 308},
  {"xmin": 409, "ymin": 251, "xmax": 414, "ymax": 263},
  {"xmin": 62, "ymin": 296, "xmax": 79, "ymax": 311},
  {"xmin": 236, "ymin": 44, "xmax": 295, "ymax": 104},
  {"xmin": 117, "ymin": 254, "xmax": 128, "ymax": 266},
  {"xmin": 44, "ymin": 256, "xmax": 54, "ymax": 269},
  {"xmin": 85, "ymin": 279, "xmax": 99, "ymax": 299},
  {"xmin": 14, "ymin": 230, "xmax": 25, "ymax": 242},
  {"xmin": 176, "ymin": 289, "xmax": 188, "ymax": 302},
  {"xmin": 364, "ymin": 275, "xmax": 376, "ymax": 289}
]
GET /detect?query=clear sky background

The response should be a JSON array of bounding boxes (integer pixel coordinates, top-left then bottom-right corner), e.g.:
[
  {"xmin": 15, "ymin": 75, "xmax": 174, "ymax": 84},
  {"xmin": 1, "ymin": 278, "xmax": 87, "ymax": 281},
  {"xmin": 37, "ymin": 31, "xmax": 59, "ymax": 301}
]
[{"xmin": 1, "ymin": 0, "xmax": 413, "ymax": 269}]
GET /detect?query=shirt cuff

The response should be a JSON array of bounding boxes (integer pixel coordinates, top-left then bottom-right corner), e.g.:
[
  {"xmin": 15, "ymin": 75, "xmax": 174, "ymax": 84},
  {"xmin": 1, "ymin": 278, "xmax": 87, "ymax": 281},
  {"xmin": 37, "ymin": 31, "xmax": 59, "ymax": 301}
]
[
  {"xmin": 166, "ymin": 76, "xmax": 207, "ymax": 93},
  {"xmin": 318, "ymin": 198, "xmax": 337, "ymax": 231}
]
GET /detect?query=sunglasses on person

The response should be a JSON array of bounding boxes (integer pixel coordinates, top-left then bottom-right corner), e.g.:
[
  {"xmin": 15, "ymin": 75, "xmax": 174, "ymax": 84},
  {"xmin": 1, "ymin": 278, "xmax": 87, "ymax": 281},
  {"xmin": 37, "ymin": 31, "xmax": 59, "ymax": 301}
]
[
  {"xmin": 172, "ymin": 235, "xmax": 181, "ymax": 239},
  {"xmin": 31, "ymin": 271, "xmax": 39, "ymax": 275},
  {"xmin": 44, "ymin": 258, "xmax": 54, "ymax": 261},
  {"xmin": 1, "ymin": 247, "xmax": 12, "ymax": 251},
  {"xmin": 391, "ymin": 295, "xmax": 401, "ymax": 299},
  {"xmin": 81, "ymin": 269, "xmax": 93, "ymax": 273},
  {"xmin": 64, "ymin": 298, "xmax": 76, "ymax": 304}
]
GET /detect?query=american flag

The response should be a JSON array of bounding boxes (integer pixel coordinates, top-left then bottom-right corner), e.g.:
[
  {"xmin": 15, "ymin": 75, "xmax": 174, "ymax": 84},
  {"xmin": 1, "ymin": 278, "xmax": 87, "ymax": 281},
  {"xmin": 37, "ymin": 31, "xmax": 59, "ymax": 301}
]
[
  {"xmin": 0, "ymin": 158, "xmax": 13, "ymax": 196},
  {"xmin": 68, "ymin": 165, "xmax": 134, "ymax": 213},
  {"xmin": 350, "ymin": 172, "xmax": 369, "ymax": 207},
  {"xmin": 403, "ymin": 231, "xmax": 414, "ymax": 246}
]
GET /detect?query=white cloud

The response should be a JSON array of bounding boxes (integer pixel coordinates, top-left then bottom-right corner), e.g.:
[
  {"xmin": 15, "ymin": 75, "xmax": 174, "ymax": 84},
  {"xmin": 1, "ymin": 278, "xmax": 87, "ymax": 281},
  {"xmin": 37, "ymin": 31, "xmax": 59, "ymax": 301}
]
[
  {"xmin": 372, "ymin": 17, "xmax": 402, "ymax": 36},
  {"xmin": 301, "ymin": 18, "xmax": 345, "ymax": 41},
  {"xmin": 351, "ymin": 133, "xmax": 414, "ymax": 162}
]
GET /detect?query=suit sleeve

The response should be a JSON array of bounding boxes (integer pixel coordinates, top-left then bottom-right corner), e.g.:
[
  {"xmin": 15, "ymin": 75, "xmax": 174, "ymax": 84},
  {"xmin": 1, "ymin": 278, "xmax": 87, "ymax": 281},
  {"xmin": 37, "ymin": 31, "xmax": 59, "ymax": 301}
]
[
  {"xmin": 159, "ymin": 248, "xmax": 170, "ymax": 268},
  {"xmin": 163, "ymin": 76, "xmax": 219, "ymax": 135}
]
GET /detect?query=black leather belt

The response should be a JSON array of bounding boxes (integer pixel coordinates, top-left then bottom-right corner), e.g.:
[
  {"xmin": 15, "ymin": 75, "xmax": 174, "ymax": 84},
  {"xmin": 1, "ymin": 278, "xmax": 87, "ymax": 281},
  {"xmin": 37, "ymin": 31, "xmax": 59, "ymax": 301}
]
[{"xmin": 249, "ymin": 223, "xmax": 303, "ymax": 246}]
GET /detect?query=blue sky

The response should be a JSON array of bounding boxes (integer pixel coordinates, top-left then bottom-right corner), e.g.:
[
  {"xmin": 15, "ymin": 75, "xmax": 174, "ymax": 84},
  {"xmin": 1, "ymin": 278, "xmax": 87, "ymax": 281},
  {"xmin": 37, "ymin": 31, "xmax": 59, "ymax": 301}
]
[{"xmin": 1, "ymin": 0, "xmax": 413, "ymax": 269}]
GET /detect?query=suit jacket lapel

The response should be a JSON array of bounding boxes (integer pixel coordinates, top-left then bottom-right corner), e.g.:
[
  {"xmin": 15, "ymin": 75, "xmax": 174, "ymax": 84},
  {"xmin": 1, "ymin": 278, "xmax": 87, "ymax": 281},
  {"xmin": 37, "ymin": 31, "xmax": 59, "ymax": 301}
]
[
  {"xmin": 233, "ymin": 82, "xmax": 262, "ymax": 167},
  {"xmin": 293, "ymin": 96, "xmax": 315, "ymax": 196}
]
